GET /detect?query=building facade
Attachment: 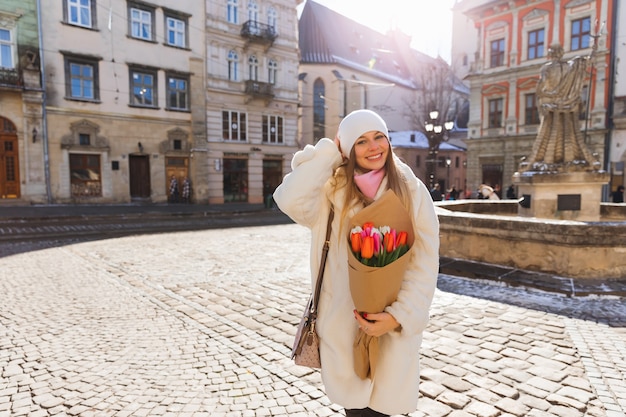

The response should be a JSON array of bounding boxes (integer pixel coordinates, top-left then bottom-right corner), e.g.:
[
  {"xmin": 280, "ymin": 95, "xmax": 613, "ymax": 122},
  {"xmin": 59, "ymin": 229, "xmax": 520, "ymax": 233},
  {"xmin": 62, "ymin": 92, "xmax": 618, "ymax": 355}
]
[
  {"xmin": 610, "ymin": 0, "xmax": 624, "ymax": 197},
  {"xmin": 33, "ymin": 0, "xmax": 207, "ymax": 204},
  {"xmin": 204, "ymin": 0, "xmax": 302, "ymax": 205},
  {"xmin": 0, "ymin": 0, "xmax": 44, "ymax": 202},
  {"xmin": 2, "ymin": 0, "xmax": 302, "ymax": 206},
  {"xmin": 457, "ymin": 0, "xmax": 614, "ymax": 196}
]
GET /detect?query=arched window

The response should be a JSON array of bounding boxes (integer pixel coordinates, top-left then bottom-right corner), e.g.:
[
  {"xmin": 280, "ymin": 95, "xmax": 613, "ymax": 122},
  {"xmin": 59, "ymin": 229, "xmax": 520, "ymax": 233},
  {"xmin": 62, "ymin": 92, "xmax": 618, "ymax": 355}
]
[
  {"xmin": 248, "ymin": 55, "xmax": 258, "ymax": 81},
  {"xmin": 313, "ymin": 78, "xmax": 326, "ymax": 142},
  {"xmin": 268, "ymin": 59, "xmax": 277, "ymax": 84},
  {"xmin": 228, "ymin": 50, "xmax": 239, "ymax": 81},
  {"xmin": 267, "ymin": 7, "xmax": 277, "ymax": 32},
  {"xmin": 227, "ymin": 0, "xmax": 238, "ymax": 24},
  {"xmin": 247, "ymin": 0, "xmax": 258, "ymax": 23}
]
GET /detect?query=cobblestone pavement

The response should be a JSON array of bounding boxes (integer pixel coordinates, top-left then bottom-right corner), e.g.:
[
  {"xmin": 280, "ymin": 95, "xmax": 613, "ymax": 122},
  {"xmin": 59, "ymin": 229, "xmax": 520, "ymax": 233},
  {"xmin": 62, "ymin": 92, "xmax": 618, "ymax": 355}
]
[{"xmin": 1, "ymin": 224, "xmax": 625, "ymax": 417}]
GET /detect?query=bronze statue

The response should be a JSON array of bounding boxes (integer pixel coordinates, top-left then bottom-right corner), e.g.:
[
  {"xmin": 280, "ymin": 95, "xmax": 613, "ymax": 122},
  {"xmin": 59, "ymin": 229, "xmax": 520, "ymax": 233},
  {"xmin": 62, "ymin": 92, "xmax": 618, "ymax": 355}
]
[{"xmin": 520, "ymin": 43, "xmax": 598, "ymax": 172}]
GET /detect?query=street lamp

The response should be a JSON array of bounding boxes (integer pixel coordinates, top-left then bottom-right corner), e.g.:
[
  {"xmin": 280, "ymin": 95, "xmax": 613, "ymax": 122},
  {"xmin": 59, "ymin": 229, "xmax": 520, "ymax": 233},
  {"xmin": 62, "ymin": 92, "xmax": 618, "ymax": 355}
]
[
  {"xmin": 446, "ymin": 157, "xmax": 451, "ymax": 189},
  {"xmin": 424, "ymin": 110, "xmax": 454, "ymax": 190}
]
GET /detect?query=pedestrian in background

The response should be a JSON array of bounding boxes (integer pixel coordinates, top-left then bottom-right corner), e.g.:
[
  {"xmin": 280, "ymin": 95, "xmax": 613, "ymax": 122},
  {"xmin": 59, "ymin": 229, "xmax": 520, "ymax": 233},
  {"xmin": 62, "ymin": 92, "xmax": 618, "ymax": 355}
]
[
  {"xmin": 429, "ymin": 183, "xmax": 442, "ymax": 201},
  {"xmin": 274, "ymin": 109, "xmax": 439, "ymax": 417},
  {"xmin": 168, "ymin": 175, "xmax": 179, "ymax": 203},
  {"xmin": 612, "ymin": 185, "xmax": 624, "ymax": 203},
  {"xmin": 506, "ymin": 184, "xmax": 516, "ymax": 199}
]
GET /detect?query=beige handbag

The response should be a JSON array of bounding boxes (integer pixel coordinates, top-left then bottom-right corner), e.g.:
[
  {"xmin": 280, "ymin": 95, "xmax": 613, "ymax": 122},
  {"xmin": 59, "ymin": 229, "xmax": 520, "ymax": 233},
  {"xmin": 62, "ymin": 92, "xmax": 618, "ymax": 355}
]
[{"xmin": 291, "ymin": 208, "xmax": 334, "ymax": 368}]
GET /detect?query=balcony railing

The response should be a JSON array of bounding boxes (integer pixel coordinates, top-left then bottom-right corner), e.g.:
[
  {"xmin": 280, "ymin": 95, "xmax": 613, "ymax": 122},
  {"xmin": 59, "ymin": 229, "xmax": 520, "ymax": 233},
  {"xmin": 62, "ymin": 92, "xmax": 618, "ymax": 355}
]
[
  {"xmin": 240, "ymin": 21, "xmax": 278, "ymax": 45},
  {"xmin": 245, "ymin": 80, "xmax": 274, "ymax": 101},
  {"xmin": 0, "ymin": 68, "xmax": 22, "ymax": 88}
]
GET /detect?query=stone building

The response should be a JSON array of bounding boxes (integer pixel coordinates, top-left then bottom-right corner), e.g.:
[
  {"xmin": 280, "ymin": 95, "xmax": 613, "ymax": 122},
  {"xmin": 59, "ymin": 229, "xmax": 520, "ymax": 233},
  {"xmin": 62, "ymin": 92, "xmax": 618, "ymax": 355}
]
[
  {"xmin": 455, "ymin": 0, "xmax": 614, "ymax": 196},
  {"xmin": 32, "ymin": 0, "xmax": 207, "ymax": 204},
  {"xmin": 205, "ymin": 0, "xmax": 302, "ymax": 205},
  {"xmin": 610, "ymin": 0, "xmax": 625, "ymax": 197},
  {"xmin": 2, "ymin": 0, "xmax": 302, "ymax": 206},
  {"xmin": 0, "ymin": 0, "xmax": 44, "ymax": 202}
]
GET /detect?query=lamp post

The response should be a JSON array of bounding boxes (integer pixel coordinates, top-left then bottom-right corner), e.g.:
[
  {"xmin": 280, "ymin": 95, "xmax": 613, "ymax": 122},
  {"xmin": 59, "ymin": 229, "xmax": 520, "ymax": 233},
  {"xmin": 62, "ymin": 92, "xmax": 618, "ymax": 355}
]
[
  {"xmin": 446, "ymin": 157, "xmax": 452, "ymax": 192},
  {"xmin": 424, "ymin": 110, "xmax": 454, "ymax": 190}
]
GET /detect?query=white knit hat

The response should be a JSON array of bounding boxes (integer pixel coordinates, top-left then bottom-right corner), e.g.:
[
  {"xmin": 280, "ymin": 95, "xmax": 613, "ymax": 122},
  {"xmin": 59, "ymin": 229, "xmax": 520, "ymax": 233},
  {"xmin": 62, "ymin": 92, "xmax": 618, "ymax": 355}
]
[{"xmin": 337, "ymin": 109, "xmax": 389, "ymax": 156}]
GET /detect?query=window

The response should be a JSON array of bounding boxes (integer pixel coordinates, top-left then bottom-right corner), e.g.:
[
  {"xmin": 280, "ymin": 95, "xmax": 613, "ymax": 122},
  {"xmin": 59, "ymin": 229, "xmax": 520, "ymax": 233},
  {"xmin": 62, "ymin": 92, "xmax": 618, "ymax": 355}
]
[
  {"xmin": 248, "ymin": 55, "xmax": 258, "ymax": 81},
  {"xmin": 263, "ymin": 115, "xmax": 283, "ymax": 143},
  {"xmin": 64, "ymin": 55, "xmax": 99, "ymax": 101},
  {"xmin": 222, "ymin": 110, "xmax": 247, "ymax": 141},
  {"xmin": 0, "ymin": 28, "xmax": 14, "ymax": 68},
  {"xmin": 488, "ymin": 98, "xmax": 503, "ymax": 128},
  {"xmin": 313, "ymin": 78, "xmax": 325, "ymax": 141},
  {"xmin": 490, "ymin": 39, "xmax": 505, "ymax": 67},
  {"xmin": 79, "ymin": 133, "xmax": 91, "ymax": 145},
  {"xmin": 571, "ymin": 17, "xmax": 590, "ymax": 51},
  {"xmin": 165, "ymin": 15, "xmax": 186, "ymax": 48},
  {"xmin": 525, "ymin": 93, "xmax": 539, "ymax": 125},
  {"xmin": 227, "ymin": 0, "xmax": 239, "ymax": 24},
  {"xmin": 247, "ymin": 0, "xmax": 259, "ymax": 23},
  {"xmin": 130, "ymin": 68, "xmax": 157, "ymax": 107},
  {"xmin": 527, "ymin": 29, "xmax": 544, "ymax": 60},
  {"xmin": 166, "ymin": 74, "xmax": 189, "ymax": 110},
  {"xmin": 129, "ymin": 4, "xmax": 154, "ymax": 41},
  {"xmin": 267, "ymin": 7, "xmax": 277, "ymax": 31},
  {"xmin": 228, "ymin": 50, "xmax": 239, "ymax": 81},
  {"xmin": 415, "ymin": 155, "xmax": 421, "ymax": 168},
  {"xmin": 70, "ymin": 153, "xmax": 102, "ymax": 197},
  {"xmin": 268, "ymin": 59, "xmax": 277, "ymax": 84},
  {"xmin": 66, "ymin": 0, "xmax": 94, "ymax": 28}
]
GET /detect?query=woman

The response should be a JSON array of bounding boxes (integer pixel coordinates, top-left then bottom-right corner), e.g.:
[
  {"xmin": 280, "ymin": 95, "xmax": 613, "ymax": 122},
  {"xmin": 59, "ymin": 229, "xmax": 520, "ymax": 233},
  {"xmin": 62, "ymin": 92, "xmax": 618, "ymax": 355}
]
[{"xmin": 273, "ymin": 109, "xmax": 439, "ymax": 416}]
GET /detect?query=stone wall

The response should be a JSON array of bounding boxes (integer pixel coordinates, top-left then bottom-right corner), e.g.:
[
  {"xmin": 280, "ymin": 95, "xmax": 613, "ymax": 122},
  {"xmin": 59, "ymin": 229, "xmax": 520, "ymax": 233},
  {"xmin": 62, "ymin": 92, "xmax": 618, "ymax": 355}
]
[{"xmin": 437, "ymin": 202, "xmax": 626, "ymax": 279}]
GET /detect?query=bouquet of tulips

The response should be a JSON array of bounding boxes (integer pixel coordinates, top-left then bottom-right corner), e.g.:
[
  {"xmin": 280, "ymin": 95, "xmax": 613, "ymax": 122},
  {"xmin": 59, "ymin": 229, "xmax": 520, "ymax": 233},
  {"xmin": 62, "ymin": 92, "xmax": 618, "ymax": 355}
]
[
  {"xmin": 347, "ymin": 189, "xmax": 415, "ymax": 380},
  {"xmin": 350, "ymin": 223, "xmax": 410, "ymax": 267}
]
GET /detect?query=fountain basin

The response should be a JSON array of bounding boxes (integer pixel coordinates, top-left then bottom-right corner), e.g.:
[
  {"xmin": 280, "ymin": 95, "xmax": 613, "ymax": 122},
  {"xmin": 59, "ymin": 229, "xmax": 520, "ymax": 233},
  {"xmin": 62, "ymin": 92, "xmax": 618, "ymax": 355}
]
[{"xmin": 436, "ymin": 201, "xmax": 626, "ymax": 280}]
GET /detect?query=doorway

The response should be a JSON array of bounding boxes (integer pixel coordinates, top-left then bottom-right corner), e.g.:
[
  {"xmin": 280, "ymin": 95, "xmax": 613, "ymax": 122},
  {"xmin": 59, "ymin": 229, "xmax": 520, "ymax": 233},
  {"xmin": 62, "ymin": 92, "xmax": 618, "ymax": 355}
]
[
  {"xmin": 165, "ymin": 156, "xmax": 189, "ymax": 203},
  {"xmin": 129, "ymin": 154, "xmax": 151, "ymax": 199},
  {"xmin": 0, "ymin": 117, "xmax": 20, "ymax": 199}
]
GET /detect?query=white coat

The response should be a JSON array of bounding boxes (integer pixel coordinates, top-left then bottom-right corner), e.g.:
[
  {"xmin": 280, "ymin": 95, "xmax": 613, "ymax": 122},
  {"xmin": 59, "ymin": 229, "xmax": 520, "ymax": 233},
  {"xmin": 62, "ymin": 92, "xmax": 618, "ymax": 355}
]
[{"xmin": 273, "ymin": 138, "xmax": 439, "ymax": 415}]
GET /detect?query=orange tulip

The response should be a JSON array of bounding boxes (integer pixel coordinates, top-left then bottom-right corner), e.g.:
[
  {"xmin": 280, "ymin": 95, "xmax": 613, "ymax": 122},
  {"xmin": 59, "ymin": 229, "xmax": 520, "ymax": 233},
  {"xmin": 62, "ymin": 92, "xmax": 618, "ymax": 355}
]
[
  {"xmin": 350, "ymin": 233, "xmax": 361, "ymax": 253},
  {"xmin": 361, "ymin": 236, "xmax": 375, "ymax": 259},
  {"xmin": 396, "ymin": 231, "xmax": 408, "ymax": 246},
  {"xmin": 384, "ymin": 233, "xmax": 394, "ymax": 253}
]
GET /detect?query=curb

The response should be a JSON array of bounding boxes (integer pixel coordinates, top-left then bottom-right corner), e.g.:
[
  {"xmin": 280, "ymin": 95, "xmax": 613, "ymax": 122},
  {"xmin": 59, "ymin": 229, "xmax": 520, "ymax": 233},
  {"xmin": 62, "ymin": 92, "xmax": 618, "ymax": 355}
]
[{"xmin": 440, "ymin": 257, "xmax": 626, "ymax": 297}]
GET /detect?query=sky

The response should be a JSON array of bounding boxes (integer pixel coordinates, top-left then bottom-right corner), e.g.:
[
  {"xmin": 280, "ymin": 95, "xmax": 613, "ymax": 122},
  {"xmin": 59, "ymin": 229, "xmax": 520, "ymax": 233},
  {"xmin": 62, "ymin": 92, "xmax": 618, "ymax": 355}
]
[{"xmin": 297, "ymin": 0, "xmax": 456, "ymax": 63}]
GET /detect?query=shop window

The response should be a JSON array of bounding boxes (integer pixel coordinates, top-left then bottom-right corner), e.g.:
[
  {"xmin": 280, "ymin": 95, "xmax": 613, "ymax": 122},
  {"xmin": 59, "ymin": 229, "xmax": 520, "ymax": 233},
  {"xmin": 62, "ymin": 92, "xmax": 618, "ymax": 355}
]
[
  {"xmin": 223, "ymin": 158, "xmax": 248, "ymax": 202},
  {"xmin": 70, "ymin": 153, "xmax": 101, "ymax": 197}
]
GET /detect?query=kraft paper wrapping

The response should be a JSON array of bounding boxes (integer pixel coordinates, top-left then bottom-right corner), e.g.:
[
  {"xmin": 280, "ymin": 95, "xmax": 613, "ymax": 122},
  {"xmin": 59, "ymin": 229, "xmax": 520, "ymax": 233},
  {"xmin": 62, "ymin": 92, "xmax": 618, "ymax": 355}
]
[{"xmin": 348, "ymin": 189, "xmax": 415, "ymax": 379}]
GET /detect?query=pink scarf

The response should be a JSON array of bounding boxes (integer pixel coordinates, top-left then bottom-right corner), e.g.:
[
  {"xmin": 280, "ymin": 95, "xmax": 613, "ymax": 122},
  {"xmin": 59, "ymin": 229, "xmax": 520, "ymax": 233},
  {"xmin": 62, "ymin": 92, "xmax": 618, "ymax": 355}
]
[{"xmin": 354, "ymin": 168, "xmax": 386, "ymax": 199}]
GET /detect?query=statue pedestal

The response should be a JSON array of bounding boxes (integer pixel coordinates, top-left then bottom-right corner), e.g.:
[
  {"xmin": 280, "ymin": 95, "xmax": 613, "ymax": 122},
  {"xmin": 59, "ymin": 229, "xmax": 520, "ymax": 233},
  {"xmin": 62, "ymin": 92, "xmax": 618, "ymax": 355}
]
[{"xmin": 512, "ymin": 171, "xmax": 609, "ymax": 222}]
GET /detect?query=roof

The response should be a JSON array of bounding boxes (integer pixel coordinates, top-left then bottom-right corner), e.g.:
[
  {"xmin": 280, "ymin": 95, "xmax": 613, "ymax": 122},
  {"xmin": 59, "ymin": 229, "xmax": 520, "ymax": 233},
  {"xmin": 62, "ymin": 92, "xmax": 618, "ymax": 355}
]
[
  {"xmin": 299, "ymin": 1, "xmax": 441, "ymax": 88},
  {"xmin": 389, "ymin": 131, "xmax": 466, "ymax": 151}
]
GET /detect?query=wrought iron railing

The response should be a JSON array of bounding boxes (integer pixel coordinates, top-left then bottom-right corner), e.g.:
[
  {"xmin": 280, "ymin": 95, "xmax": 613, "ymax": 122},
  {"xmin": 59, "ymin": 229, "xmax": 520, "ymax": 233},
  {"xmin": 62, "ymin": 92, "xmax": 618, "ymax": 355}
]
[
  {"xmin": 244, "ymin": 80, "xmax": 274, "ymax": 99},
  {"xmin": 0, "ymin": 68, "xmax": 22, "ymax": 88},
  {"xmin": 240, "ymin": 21, "xmax": 278, "ymax": 43}
]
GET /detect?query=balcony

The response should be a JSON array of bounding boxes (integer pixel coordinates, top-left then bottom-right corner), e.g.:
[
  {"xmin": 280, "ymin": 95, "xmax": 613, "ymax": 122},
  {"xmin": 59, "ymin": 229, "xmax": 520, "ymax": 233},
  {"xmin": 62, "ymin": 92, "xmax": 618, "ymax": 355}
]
[
  {"xmin": 0, "ymin": 68, "xmax": 22, "ymax": 88},
  {"xmin": 240, "ymin": 21, "xmax": 277, "ymax": 49},
  {"xmin": 244, "ymin": 80, "xmax": 274, "ymax": 104}
]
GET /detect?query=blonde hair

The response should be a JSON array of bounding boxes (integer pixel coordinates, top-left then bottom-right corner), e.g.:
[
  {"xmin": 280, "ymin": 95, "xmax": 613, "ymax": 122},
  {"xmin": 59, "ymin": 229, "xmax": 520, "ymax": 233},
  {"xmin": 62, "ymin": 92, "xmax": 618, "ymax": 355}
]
[{"xmin": 333, "ymin": 144, "xmax": 413, "ymax": 223}]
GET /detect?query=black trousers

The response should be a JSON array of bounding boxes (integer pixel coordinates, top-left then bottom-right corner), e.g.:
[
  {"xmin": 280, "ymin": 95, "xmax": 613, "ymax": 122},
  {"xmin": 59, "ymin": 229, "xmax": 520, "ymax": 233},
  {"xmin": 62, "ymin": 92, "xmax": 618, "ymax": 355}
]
[{"xmin": 345, "ymin": 408, "xmax": 389, "ymax": 417}]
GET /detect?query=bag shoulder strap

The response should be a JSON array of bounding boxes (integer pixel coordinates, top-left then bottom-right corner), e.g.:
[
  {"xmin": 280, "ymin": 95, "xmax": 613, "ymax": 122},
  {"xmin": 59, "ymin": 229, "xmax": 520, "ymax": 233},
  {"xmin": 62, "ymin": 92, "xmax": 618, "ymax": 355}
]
[{"xmin": 311, "ymin": 207, "xmax": 334, "ymax": 313}]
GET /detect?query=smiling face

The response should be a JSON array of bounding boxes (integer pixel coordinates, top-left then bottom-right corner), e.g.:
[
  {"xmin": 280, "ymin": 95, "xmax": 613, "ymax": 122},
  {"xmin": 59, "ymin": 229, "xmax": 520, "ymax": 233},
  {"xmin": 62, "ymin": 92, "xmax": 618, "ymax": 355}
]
[{"xmin": 352, "ymin": 130, "xmax": 390, "ymax": 172}]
